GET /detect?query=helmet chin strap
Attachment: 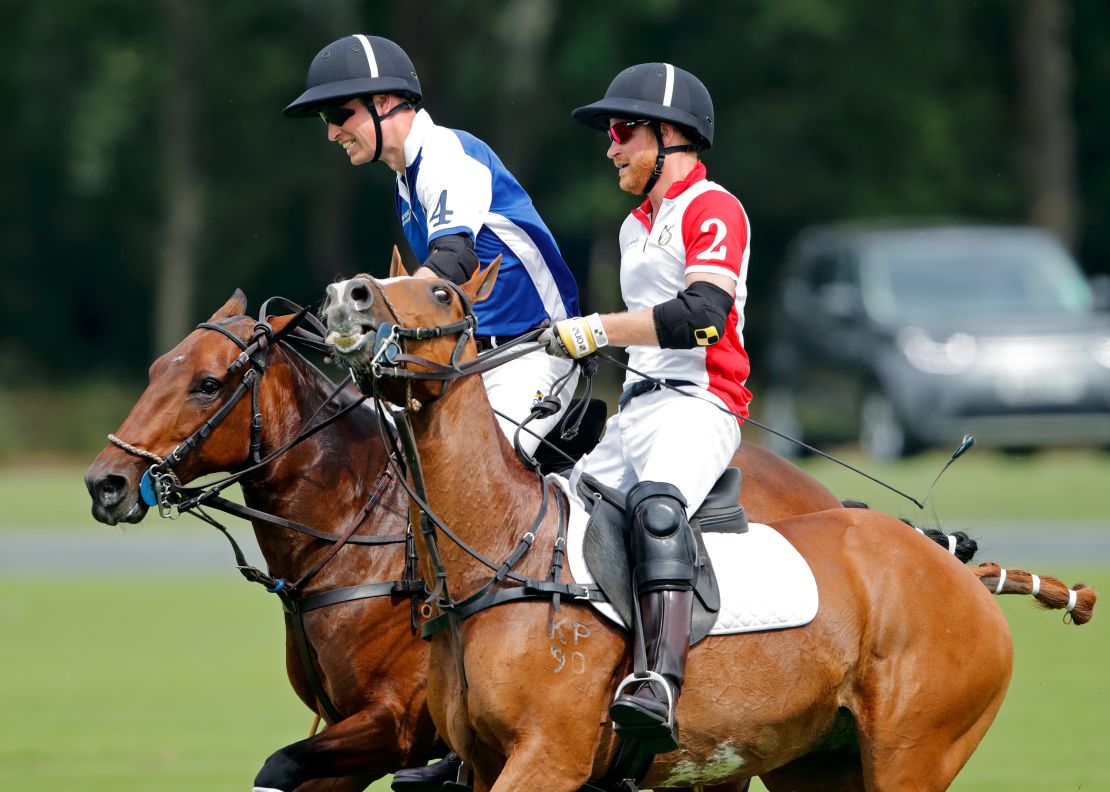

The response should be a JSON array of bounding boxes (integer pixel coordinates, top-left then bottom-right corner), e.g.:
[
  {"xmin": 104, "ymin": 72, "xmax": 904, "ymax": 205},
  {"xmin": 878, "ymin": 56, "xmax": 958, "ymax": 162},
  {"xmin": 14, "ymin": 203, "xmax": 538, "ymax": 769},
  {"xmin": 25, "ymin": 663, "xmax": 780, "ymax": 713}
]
[
  {"xmin": 364, "ymin": 98, "xmax": 416, "ymax": 164},
  {"xmin": 642, "ymin": 123, "xmax": 696, "ymax": 195}
]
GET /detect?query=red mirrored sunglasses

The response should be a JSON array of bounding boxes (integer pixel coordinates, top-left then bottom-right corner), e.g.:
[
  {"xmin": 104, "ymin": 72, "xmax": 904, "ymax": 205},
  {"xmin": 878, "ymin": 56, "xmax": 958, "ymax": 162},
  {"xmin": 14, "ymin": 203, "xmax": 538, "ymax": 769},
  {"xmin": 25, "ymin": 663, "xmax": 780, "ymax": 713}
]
[{"xmin": 607, "ymin": 119, "xmax": 652, "ymax": 144}]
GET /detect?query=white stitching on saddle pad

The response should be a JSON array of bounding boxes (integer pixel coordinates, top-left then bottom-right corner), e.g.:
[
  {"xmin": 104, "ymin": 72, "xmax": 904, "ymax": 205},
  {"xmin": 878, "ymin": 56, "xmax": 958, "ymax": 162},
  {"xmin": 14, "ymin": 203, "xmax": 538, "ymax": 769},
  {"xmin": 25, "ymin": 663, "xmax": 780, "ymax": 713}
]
[{"xmin": 551, "ymin": 475, "xmax": 820, "ymax": 635}]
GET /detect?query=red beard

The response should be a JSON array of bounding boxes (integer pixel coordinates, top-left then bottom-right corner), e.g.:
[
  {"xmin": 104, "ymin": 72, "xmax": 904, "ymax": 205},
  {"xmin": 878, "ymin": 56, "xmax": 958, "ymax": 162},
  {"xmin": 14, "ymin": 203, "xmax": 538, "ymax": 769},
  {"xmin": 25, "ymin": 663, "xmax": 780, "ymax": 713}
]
[{"xmin": 618, "ymin": 148, "xmax": 658, "ymax": 195}]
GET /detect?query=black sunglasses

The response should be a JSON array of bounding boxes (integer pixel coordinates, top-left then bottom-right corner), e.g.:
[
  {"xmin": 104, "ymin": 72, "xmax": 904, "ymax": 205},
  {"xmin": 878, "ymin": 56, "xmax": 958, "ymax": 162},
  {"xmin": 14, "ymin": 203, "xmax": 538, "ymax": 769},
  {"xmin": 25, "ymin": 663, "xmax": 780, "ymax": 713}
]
[{"xmin": 318, "ymin": 105, "xmax": 356, "ymax": 127}]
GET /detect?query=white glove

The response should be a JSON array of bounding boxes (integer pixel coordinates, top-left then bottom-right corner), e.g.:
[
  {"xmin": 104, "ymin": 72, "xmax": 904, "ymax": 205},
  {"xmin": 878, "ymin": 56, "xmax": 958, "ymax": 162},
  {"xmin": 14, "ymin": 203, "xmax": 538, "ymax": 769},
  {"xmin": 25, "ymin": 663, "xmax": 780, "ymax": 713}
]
[{"xmin": 540, "ymin": 314, "xmax": 609, "ymax": 359}]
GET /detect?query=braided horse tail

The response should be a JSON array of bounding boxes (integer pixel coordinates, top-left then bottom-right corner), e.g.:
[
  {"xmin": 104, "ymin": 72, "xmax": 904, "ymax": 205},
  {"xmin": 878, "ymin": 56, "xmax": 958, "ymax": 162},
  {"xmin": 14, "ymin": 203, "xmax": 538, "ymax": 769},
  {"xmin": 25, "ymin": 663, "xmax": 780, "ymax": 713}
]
[
  {"xmin": 973, "ymin": 563, "xmax": 1096, "ymax": 625},
  {"xmin": 840, "ymin": 501, "xmax": 1095, "ymax": 623}
]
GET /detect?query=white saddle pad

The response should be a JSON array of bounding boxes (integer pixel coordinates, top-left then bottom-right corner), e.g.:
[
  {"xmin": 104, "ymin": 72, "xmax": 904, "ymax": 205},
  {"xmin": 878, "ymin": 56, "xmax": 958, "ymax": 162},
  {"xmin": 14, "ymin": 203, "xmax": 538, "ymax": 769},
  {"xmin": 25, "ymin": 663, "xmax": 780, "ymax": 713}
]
[{"xmin": 552, "ymin": 476, "xmax": 819, "ymax": 635}]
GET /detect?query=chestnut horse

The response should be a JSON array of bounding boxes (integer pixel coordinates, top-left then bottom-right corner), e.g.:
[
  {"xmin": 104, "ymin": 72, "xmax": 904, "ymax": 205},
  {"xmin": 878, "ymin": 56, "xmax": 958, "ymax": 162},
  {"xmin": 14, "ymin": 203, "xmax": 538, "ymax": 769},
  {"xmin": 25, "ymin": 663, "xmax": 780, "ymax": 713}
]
[
  {"xmin": 322, "ymin": 256, "xmax": 1096, "ymax": 792},
  {"xmin": 83, "ymin": 290, "xmax": 861, "ymax": 792}
]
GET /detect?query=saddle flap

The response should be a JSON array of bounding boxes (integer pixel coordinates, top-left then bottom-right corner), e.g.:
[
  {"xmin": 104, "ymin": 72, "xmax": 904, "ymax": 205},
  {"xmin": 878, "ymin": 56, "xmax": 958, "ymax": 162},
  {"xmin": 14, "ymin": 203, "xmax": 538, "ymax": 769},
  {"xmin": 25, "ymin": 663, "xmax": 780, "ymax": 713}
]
[{"xmin": 580, "ymin": 486, "xmax": 720, "ymax": 647}]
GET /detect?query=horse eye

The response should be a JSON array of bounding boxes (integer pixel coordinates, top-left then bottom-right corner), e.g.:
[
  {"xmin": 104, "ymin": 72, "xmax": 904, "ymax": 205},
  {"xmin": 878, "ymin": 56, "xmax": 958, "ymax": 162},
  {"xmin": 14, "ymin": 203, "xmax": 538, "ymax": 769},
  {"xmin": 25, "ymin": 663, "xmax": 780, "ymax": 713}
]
[
  {"xmin": 432, "ymin": 286, "xmax": 452, "ymax": 304},
  {"xmin": 196, "ymin": 377, "xmax": 222, "ymax": 395}
]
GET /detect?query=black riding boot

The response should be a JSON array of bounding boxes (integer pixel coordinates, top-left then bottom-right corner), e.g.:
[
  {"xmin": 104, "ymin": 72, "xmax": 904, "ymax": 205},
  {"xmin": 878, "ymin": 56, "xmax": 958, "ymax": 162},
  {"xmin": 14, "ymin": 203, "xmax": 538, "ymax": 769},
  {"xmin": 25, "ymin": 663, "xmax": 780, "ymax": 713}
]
[
  {"xmin": 390, "ymin": 751, "xmax": 465, "ymax": 792},
  {"xmin": 609, "ymin": 588, "xmax": 694, "ymax": 753}
]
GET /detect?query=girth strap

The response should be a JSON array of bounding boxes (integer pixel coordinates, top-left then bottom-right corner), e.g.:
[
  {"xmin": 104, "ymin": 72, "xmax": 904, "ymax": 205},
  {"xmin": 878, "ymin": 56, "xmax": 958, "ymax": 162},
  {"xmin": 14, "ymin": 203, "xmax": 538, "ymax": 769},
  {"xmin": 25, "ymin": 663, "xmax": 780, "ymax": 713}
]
[{"xmin": 276, "ymin": 587, "xmax": 346, "ymax": 726}]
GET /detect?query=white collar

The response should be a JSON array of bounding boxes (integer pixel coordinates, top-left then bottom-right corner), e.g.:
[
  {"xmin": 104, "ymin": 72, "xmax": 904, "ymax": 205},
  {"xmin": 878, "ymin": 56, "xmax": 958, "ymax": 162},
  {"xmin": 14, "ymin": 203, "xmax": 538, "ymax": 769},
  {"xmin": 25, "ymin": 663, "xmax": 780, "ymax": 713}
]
[{"xmin": 403, "ymin": 109, "xmax": 435, "ymax": 168}]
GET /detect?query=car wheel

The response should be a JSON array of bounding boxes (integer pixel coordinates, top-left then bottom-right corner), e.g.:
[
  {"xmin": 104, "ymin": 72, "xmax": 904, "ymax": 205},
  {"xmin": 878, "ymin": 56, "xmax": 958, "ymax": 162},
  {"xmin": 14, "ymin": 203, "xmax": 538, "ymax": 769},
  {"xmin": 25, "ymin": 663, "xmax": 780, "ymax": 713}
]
[{"xmin": 859, "ymin": 392, "xmax": 908, "ymax": 460}]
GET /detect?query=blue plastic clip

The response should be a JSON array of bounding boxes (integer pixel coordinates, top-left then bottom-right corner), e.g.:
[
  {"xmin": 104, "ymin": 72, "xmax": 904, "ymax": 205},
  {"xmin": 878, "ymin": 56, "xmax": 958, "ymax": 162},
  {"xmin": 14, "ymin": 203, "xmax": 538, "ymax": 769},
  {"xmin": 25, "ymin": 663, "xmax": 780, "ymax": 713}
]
[{"xmin": 139, "ymin": 468, "xmax": 158, "ymax": 507}]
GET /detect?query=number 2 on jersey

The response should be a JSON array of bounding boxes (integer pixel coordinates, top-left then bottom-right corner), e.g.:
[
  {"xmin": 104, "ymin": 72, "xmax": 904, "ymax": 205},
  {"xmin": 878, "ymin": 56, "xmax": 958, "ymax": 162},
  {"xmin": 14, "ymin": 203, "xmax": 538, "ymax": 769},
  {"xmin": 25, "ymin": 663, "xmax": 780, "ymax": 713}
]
[{"xmin": 695, "ymin": 218, "xmax": 728, "ymax": 261}]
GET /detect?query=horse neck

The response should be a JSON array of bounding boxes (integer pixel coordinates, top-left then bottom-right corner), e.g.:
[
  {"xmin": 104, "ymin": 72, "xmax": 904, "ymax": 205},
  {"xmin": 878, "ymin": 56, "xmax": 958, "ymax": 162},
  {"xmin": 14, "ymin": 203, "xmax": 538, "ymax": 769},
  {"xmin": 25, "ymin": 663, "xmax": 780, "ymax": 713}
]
[
  {"xmin": 407, "ymin": 374, "xmax": 554, "ymax": 588},
  {"xmin": 238, "ymin": 346, "xmax": 397, "ymax": 582}
]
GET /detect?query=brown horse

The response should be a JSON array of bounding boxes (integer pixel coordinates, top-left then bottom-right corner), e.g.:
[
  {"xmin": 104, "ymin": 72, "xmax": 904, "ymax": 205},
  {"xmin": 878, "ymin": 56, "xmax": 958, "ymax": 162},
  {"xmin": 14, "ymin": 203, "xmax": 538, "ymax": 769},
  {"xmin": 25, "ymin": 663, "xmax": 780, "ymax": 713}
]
[
  {"xmin": 322, "ymin": 257, "xmax": 1096, "ymax": 792},
  {"xmin": 83, "ymin": 290, "xmax": 858, "ymax": 792}
]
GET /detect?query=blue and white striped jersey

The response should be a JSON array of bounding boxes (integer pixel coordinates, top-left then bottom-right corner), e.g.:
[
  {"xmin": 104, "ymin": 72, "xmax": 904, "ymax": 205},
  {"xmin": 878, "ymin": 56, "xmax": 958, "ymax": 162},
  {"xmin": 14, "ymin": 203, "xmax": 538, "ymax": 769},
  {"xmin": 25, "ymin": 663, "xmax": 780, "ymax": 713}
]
[{"xmin": 395, "ymin": 110, "xmax": 580, "ymax": 336}]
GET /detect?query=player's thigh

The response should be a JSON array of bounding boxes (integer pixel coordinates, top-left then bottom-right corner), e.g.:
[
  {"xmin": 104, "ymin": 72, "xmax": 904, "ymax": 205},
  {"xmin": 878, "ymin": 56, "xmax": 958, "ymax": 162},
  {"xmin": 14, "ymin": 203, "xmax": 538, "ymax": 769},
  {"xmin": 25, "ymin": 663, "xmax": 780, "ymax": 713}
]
[{"xmin": 621, "ymin": 390, "xmax": 740, "ymax": 512}]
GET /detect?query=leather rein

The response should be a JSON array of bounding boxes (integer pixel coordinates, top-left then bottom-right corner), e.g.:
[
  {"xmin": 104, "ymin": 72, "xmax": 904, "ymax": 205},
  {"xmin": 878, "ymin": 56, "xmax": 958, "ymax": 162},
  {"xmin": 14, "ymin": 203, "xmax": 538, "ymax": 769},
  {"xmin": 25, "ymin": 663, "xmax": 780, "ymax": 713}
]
[
  {"xmin": 337, "ymin": 281, "xmax": 603, "ymax": 689},
  {"xmin": 108, "ymin": 297, "xmax": 424, "ymax": 725}
]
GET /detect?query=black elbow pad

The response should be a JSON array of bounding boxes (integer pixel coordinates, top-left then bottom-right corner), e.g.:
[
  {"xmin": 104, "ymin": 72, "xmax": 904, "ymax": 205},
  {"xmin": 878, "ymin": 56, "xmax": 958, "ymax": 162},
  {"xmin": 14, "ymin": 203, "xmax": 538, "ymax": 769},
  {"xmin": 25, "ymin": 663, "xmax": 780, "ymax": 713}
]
[
  {"xmin": 423, "ymin": 233, "xmax": 479, "ymax": 284},
  {"xmin": 652, "ymin": 280, "xmax": 734, "ymax": 349}
]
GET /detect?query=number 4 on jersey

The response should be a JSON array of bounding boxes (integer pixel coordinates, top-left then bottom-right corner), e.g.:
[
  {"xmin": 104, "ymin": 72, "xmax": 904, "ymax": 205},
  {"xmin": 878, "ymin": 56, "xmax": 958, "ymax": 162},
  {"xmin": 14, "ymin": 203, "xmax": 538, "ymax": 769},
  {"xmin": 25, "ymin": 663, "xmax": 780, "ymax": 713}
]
[{"xmin": 430, "ymin": 190, "xmax": 454, "ymax": 227}]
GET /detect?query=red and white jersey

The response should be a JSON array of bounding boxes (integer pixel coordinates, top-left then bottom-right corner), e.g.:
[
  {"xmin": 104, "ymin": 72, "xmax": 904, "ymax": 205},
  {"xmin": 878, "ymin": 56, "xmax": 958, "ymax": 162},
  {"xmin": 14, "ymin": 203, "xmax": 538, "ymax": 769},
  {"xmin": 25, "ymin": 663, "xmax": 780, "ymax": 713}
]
[{"xmin": 619, "ymin": 162, "xmax": 752, "ymax": 419}]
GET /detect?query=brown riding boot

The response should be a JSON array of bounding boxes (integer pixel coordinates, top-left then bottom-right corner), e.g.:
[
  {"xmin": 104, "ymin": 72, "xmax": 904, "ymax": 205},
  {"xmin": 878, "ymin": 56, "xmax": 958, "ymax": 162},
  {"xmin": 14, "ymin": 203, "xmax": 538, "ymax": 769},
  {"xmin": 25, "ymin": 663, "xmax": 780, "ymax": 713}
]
[{"xmin": 609, "ymin": 589, "xmax": 694, "ymax": 753}]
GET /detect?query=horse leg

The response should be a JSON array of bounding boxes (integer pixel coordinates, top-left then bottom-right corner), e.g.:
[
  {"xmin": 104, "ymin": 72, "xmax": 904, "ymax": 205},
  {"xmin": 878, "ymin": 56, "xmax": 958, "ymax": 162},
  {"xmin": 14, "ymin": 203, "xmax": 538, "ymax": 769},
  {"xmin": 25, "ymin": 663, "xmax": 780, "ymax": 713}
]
[
  {"xmin": 480, "ymin": 737, "xmax": 597, "ymax": 792},
  {"xmin": 848, "ymin": 595, "xmax": 1012, "ymax": 789},
  {"xmin": 253, "ymin": 706, "xmax": 425, "ymax": 792},
  {"xmin": 851, "ymin": 677, "xmax": 1008, "ymax": 791}
]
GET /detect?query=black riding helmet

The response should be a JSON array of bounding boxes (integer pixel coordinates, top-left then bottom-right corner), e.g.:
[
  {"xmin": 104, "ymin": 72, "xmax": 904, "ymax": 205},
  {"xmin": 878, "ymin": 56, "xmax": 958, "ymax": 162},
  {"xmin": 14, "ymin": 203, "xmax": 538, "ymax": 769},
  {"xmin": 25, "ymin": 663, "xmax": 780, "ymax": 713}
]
[
  {"xmin": 573, "ymin": 63, "xmax": 713, "ymax": 193},
  {"xmin": 284, "ymin": 34, "xmax": 421, "ymax": 163}
]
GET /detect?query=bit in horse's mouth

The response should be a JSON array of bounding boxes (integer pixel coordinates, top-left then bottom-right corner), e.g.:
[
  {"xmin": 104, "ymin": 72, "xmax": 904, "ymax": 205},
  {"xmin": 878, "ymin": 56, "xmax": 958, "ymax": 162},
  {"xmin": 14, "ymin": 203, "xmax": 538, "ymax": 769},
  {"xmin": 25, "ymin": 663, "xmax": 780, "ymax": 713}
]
[{"xmin": 325, "ymin": 325, "xmax": 374, "ymax": 355}]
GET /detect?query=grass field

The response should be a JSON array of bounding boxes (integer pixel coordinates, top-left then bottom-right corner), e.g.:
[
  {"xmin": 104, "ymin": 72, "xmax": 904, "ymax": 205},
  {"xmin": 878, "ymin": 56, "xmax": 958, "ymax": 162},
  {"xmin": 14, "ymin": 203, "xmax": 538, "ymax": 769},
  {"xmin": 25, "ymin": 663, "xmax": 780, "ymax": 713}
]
[
  {"xmin": 1, "ymin": 571, "xmax": 1106, "ymax": 791},
  {"xmin": 2, "ymin": 457, "xmax": 1107, "ymax": 790}
]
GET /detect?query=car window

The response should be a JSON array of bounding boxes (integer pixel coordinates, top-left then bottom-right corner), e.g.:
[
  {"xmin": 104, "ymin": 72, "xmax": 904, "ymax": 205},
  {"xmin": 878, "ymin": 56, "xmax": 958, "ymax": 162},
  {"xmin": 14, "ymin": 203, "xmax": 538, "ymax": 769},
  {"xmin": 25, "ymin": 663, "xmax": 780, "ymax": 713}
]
[{"xmin": 859, "ymin": 236, "xmax": 1093, "ymax": 323}]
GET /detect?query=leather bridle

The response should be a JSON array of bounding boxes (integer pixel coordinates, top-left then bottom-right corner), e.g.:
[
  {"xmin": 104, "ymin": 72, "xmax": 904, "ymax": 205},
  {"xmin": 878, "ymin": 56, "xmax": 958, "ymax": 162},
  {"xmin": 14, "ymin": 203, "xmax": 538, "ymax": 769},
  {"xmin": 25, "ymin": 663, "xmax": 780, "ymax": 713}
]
[{"xmin": 106, "ymin": 297, "xmax": 424, "ymax": 725}]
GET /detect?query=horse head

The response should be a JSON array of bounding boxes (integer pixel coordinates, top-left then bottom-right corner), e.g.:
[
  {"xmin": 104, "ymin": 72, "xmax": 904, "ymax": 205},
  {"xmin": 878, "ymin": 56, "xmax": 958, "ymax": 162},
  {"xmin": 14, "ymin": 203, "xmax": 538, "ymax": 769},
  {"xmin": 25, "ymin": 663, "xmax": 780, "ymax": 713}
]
[
  {"xmin": 322, "ymin": 246, "xmax": 500, "ymax": 406},
  {"xmin": 84, "ymin": 290, "xmax": 302, "ymax": 525}
]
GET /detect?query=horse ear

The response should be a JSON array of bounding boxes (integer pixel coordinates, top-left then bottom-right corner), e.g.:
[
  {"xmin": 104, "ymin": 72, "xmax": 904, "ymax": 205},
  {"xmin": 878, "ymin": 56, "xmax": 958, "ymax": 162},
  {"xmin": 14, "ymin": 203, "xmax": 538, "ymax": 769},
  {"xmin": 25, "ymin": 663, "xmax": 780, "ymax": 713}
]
[
  {"xmin": 266, "ymin": 313, "xmax": 302, "ymax": 338},
  {"xmin": 389, "ymin": 246, "xmax": 409, "ymax": 278},
  {"xmin": 462, "ymin": 255, "xmax": 500, "ymax": 304},
  {"xmin": 210, "ymin": 289, "xmax": 247, "ymax": 321}
]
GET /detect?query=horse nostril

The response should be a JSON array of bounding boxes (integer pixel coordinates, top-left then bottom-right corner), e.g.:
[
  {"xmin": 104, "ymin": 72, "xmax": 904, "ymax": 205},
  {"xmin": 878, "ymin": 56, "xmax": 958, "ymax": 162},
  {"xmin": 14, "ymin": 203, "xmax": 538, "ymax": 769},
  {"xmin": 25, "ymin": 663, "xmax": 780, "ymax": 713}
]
[
  {"xmin": 348, "ymin": 279, "xmax": 374, "ymax": 311},
  {"xmin": 94, "ymin": 474, "xmax": 128, "ymax": 508}
]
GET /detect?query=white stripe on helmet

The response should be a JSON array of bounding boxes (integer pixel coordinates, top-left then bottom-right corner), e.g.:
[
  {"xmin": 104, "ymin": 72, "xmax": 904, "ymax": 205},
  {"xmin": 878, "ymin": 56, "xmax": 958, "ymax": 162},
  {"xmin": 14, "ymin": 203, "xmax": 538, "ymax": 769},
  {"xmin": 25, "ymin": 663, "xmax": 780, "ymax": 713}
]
[
  {"xmin": 662, "ymin": 63, "xmax": 675, "ymax": 106},
  {"xmin": 353, "ymin": 34, "xmax": 379, "ymax": 78}
]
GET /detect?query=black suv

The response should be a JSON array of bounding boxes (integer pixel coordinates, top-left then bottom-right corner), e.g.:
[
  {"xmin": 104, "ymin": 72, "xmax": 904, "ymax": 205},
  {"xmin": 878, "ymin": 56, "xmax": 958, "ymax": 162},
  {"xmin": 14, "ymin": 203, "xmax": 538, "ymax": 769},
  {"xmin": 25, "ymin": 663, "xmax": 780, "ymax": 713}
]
[{"xmin": 762, "ymin": 223, "xmax": 1110, "ymax": 458}]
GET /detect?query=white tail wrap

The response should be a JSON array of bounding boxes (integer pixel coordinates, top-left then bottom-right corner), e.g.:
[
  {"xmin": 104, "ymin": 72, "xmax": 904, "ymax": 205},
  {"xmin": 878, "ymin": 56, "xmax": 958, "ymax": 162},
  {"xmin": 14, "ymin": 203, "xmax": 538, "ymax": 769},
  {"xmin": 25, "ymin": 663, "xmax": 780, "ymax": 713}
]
[
  {"xmin": 1030, "ymin": 574, "xmax": 1041, "ymax": 596},
  {"xmin": 947, "ymin": 534, "xmax": 957, "ymax": 555},
  {"xmin": 994, "ymin": 568, "xmax": 1007, "ymax": 594},
  {"xmin": 1066, "ymin": 588, "xmax": 1078, "ymax": 612}
]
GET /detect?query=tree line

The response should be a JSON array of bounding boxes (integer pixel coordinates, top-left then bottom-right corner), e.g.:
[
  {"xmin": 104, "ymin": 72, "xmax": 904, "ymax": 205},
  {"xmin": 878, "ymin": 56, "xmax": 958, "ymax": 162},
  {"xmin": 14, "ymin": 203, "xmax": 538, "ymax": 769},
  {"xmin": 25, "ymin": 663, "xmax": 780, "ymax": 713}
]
[{"xmin": 2, "ymin": 0, "xmax": 1106, "ymax": 385}]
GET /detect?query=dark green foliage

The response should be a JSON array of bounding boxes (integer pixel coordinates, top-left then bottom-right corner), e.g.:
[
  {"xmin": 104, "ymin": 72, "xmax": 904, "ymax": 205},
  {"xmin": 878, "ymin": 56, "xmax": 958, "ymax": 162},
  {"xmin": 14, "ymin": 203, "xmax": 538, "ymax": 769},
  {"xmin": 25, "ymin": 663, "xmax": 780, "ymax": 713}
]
[{"xmin": 2, "ymin": 0, "xmax": 1106, "ymax": 387}]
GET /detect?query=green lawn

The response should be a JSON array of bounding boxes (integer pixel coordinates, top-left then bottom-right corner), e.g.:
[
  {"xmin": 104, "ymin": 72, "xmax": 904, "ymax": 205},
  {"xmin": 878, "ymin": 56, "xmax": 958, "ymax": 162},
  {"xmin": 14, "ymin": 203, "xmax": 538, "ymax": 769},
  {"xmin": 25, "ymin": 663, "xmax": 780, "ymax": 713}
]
[
  {"xmin": 3, "ymin": 458, "xmax": 1106, "ymax": 789},
  {"xmin": 1, "ymin": 570, "xmax": 1106, "ymax": 791},
  {"xmin": 792, "ymin": 446, "xmax": 1110, "ymax": 522}
]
